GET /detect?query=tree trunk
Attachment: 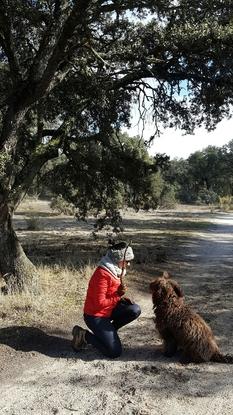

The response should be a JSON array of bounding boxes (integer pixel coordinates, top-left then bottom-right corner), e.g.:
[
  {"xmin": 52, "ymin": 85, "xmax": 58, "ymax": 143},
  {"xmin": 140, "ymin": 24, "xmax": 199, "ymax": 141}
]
[{"xmin": 0, "ymin": 202, "xmax": 39, "ymax": 293}]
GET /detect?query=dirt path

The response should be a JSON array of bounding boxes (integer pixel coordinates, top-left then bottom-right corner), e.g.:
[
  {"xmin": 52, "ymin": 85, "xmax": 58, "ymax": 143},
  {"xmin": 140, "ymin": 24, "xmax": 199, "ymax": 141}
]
[{"xmin": 1, "ymin": 210, "xmax": 233, "ymax": 415}]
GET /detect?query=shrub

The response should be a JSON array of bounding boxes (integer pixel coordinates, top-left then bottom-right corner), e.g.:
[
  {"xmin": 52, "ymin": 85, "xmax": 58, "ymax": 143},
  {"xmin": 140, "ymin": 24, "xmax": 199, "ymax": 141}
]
[
  {"xmin": 197, "ymin": 189, "xmax": 219, "ymax": 205},
  {"xmin": 25, "ymin": 216, "xmax": 41, "ymax": 230},
  {"xmin": 50, "ymin": 195, "xmax": 75, "ymax": 215},
  {"xmin": 160, "ymin": 185, "xmax": 177, "ymax": 209},
  {"xmin": 218, "ymin": 195, "xmax": 233, "ymax": 212}
]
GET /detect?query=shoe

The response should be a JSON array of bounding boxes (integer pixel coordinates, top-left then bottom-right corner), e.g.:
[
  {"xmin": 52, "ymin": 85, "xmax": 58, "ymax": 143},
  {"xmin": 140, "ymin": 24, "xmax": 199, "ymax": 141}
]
[{"xmin": 72, "ymin": 325, "xmax": 87, "ymax": 351}]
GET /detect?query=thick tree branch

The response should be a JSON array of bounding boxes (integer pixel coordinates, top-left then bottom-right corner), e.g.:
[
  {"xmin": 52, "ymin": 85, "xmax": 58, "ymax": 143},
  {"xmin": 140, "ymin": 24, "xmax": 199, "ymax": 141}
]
[
  {"xmin": 109, "ymin": 65, "xmax": 211, "ymax": 91},
  {"xmin": 10, "ymin": 111, "xmax": 102, "ymax": 207},
  {"xmin": 0, "ymin": 1, "xmax": 98, "ymax": 153},
  {"xmin": 11, "ymin": 134, "xmax": 64, "ymax": 208},
  {"xmin": 0, "ymin": 7, "xmax": 22, "ymax": 84},
  {"xmin": 36, "ymin": 1, "xmax": 94, "ymax": 93}
]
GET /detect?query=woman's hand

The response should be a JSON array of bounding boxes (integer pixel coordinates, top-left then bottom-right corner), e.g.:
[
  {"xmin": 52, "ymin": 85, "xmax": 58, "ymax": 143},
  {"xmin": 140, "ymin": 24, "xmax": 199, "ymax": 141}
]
[
  {"xmin": 120, "ymin": 297, "xmax": 134, "ymax": 305},
  {"xmin": 117, "ymin": 283, "xmax": 127, "ymax": 296}
]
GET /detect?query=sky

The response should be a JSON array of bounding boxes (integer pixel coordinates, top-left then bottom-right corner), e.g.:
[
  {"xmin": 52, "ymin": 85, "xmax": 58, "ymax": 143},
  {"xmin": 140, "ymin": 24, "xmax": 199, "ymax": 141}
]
[{"xmin": 123, "ymin": 117, "xmax": 233, "ymax": 160}]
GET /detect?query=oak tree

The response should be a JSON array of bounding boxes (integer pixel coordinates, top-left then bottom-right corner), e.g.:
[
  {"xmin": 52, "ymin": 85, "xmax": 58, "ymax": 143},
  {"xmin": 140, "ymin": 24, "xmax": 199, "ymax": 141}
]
[{"xmin": 0, "ymin": 0, "xmax": 233, "ymax": 290}]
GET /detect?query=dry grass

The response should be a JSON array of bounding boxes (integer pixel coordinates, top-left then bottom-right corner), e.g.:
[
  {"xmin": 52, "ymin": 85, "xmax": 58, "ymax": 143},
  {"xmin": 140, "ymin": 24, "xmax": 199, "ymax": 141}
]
[{"xmin": 0, "ymin": 262, "xmax": 96, "ymax": 329}]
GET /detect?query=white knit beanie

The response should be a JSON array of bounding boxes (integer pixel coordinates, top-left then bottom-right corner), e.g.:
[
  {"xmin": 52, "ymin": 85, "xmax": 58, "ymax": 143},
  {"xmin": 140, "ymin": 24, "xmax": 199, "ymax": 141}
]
[{"xmin": 108, "ymin": 242, "xmax": 134, "ymax": 264}]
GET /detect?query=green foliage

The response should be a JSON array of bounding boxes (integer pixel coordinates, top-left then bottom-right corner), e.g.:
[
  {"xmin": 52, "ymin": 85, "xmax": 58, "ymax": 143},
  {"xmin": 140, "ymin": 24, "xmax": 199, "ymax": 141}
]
[
  {"xmin": 1, "ymin": 0, "xmax": 233, "ymax": 215},
  {"xmin": 94, "ymin": 210, "xmax": 124, "ymax": 234},
  {"xmin": 197, "ymin": 189, "xmax": 219, "ymax": 205},
  {"xmin": 160, "ymin": 185, "xmax": 177, "ymax": 209},
  {"xmin": 164, "ymin": 139, "xmax": 233, "ymax": 205},
  {"xmin": 143, "ymin": 172, "xmax": 165, "ymax": 209},
  {"xmin": 2, "ymin": 0, "xmax": 232, "ymax": 284},
  {"xmin": 43, "ymin": 133, "xmax": 165, "ymax": 219},
  {"xmin": 0, "ymin": 153, "xmax": 11, "ymax": 188}
]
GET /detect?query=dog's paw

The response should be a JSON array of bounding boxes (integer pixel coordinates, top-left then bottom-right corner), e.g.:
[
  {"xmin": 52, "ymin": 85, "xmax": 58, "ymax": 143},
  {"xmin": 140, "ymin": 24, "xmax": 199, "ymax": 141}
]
[{"xmin": 179, "ymin": 354, "xmax": 192, "ymax": 365}]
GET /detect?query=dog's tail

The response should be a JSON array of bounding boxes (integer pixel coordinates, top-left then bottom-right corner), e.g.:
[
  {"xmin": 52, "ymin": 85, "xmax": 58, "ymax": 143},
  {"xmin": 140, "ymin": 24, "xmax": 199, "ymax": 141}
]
[{"xmin": 211, "ymin": 352, "xmax": 233, "ymax": 364}]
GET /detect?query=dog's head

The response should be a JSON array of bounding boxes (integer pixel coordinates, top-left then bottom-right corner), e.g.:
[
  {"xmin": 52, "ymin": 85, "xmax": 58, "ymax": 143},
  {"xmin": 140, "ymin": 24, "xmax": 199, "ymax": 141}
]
[{"xmin": 150, "ymin": 271, "xmax": 184, "ymax": 308}]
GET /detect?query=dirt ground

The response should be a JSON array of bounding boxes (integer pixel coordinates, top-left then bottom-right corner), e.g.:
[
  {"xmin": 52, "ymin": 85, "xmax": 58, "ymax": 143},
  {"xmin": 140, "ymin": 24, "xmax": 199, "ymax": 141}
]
[{"xmin": 0, "ymin": 203, "xmax": 233, "ymax": 415}]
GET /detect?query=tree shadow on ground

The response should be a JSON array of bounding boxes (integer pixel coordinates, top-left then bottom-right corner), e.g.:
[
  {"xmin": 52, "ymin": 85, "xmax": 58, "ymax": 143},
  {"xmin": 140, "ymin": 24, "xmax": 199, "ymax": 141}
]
[
  {"xmin": 1, "ymin": 320, "xmax": 232, "ymax": 370},
  {"xmin": 14, "ymin": 210, "xmax": 59, "ymax": 218},
  {"xmin": 0, "ymin": 326, "xmax": 161, "ymax": 361},
  {"xmin": 104, "ymin": 364, "xmax": 233, "ymax": 398},
  {"xmin": 0, "ymin": 326, "xmax": 174, "ymax": 362},
  {"xmin": 0, "ymin": 326, "xmax": 72, "ymax": 358},
  {"xmin": 12, "ymin": 206, "xmax": 233, "ymax": 269}
]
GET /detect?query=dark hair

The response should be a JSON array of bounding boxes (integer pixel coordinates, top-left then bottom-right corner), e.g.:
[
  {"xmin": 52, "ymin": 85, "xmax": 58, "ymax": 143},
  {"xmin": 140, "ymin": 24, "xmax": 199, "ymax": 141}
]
[{"xmin": 108, "ymin": 240, "xmax": 127, "ymax": 250}]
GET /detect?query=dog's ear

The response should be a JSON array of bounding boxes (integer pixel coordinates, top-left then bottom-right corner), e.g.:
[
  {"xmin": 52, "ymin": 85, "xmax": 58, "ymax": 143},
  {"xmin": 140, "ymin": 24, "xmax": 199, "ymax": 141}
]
[
  {"xmin": 151, "ymin": 285, "xmax": 166, "ymax": 305},
  {"xmin": 162, "ymin": 271, "xmax": 170, "ymax": 279},
  {"xmin": 170, "ymin": 280, "xmax": 184, "ymax": 298},
  {"xmin": 152, "ymin": 291, "xmax": 157, "ymax": 307},
  {"xmin": 149, "ymin": 279, "xmax": 158, "ymax": 292},
  {"xmin": 149, "ymin": 281, "xmax": 154, "ymax": 292},
  {"xmin": 161, "ymin": 285, "xmax": 169, "ymax": 296}
]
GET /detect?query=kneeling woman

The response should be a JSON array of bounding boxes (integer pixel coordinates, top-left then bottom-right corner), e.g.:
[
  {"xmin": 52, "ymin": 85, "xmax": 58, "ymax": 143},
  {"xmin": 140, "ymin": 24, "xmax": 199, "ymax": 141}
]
[{"xmin": 72, "ymin": 242, "xmax": 141, "ymax": 358}]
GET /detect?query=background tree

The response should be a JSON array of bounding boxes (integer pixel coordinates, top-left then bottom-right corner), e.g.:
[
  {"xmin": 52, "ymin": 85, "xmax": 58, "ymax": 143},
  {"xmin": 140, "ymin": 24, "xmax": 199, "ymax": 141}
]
[
  {"xmin": 162, "ymin": 157, "xmax": 192, "ymax": 202},
  {"xmin": 42, "ymin": 132, "xmax": 163, "ymax": 219},
  {"xmin": 164, "ymin": 139, "xmax": 233, "ymax": 203},
  {"xmin": 220, "ymin": 139, "xmax": 233, "ymax": 195},
  {"xmin": 1, "ymin": 0, "xmax": 233, "ymax": 290}
]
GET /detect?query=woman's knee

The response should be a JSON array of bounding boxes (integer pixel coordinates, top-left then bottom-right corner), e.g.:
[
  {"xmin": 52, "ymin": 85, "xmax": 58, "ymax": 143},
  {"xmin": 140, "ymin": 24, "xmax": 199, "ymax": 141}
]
[
  {"xmin": 105, "ymin": 340, "xmax": 122, "ymax": 358},
  {"xmin": 107, "ymin": 345, "xmax": 122, "ymax": 358},
  {"xmin": 129, "ymin": 304, "xmax": 141, "ymax": 319}
]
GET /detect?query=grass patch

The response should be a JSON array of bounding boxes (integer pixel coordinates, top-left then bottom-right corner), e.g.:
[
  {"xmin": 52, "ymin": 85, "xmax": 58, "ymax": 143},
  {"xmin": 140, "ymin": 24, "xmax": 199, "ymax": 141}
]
[
  {"xmin": 0, "ymin": 262, "xmax": 96, "ymax": 329},
  {"xmin": 25, "ymin": 216, "xmax": 42, "ymax": 231}
]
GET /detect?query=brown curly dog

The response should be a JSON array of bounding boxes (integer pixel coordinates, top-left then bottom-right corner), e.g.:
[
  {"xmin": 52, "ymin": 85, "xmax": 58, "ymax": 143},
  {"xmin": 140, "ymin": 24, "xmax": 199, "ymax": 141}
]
[{"xmin": 150, "ymin": 271, "xmax": 233, "ymax": 364}]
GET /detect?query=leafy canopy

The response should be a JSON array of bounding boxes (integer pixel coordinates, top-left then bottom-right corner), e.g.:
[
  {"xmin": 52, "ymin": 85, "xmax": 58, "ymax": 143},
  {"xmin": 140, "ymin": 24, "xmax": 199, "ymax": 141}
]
[
  {"xmin": 164, "ymin": 139, "xmax": 233, "ymax": 203},
  {"xmin": 0, "ymin": 0, "xmax": 233, "ymax": 214}
]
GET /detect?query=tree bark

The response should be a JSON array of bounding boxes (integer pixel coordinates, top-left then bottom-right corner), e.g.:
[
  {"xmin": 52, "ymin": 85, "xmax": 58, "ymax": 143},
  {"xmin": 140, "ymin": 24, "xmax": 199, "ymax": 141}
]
[{"xmin": 0, "ymin": 202, "xmax": 39, "ymax": 293}]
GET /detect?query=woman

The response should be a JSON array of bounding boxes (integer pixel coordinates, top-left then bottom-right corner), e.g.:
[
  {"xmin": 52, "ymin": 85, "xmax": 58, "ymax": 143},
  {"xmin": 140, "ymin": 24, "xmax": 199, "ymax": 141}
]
[{"xmin": 72, "ymin": 241, "xmax": 141, "ymax": 358}]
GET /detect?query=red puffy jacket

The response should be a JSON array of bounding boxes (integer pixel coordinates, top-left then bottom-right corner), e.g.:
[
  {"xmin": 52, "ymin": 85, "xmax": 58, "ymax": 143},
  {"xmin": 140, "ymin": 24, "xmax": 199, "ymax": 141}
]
[{"xmin": 84, "ymin": 266, "xmax": 121, "ymax": 317}]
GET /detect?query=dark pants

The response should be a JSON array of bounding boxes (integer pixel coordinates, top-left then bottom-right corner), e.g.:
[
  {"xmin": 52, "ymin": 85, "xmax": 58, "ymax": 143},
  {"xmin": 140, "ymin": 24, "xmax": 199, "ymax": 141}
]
[{"xmin": 84, "ymin": 301, "xmax": 141, "ymax": 358}]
